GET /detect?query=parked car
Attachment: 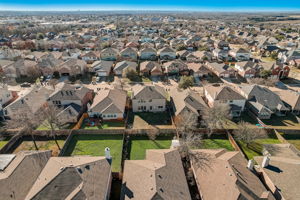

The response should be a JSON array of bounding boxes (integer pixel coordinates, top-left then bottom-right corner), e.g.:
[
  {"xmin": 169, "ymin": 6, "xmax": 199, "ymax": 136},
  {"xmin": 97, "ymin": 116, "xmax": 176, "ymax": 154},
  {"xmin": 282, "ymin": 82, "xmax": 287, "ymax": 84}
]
[{"xmin": 20, "ymin": 82, "xmax": 31, "ymax": 87}]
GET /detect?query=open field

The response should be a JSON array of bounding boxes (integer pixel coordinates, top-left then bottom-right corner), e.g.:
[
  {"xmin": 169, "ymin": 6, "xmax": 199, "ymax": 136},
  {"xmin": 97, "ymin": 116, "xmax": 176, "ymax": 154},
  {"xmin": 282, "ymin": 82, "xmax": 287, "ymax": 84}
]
[
  {"xmin": 129, "ymin": 135, "xmax": 172, "ymax": 160},
  {"xmin": 63, "ymin": 134, "xmax": 123, "ymax": 172},
  {"xmin": 13, "ymin": 140, "xmax": 65, "ymax": 156}
]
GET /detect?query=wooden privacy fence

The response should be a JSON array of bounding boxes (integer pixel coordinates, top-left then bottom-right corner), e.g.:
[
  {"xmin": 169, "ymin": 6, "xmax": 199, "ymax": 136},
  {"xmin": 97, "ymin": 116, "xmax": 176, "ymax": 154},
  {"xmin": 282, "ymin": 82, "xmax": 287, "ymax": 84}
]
[{"xmin": 72, "ymin": 113, "xmax": 89, "ymax": 130}]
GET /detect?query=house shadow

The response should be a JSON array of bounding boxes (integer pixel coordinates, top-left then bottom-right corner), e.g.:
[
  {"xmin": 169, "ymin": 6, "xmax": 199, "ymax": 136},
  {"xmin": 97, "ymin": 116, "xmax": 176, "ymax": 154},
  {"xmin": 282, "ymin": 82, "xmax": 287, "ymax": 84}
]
[
  {"xmin": 265, "ymin": 165, "xmax": 283, "ymax": 173},
  {"xmin": 120, "ymin": 182, "xmax": 134, "ymax": 200}
]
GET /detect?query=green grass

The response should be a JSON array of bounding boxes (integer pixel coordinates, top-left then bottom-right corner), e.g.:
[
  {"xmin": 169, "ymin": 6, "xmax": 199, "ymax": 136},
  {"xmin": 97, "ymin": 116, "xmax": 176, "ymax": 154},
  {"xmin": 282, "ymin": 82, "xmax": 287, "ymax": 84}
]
[
  {"xmin": 262, "ymin": 113, "xmax": 300, "ymax": 128},
  {"xmin": 201, "ymin": 139, "xmax": 234, "ymax": 151},
  {"xmin": 128, "ymin": 112, "xmax": 172, "ymax": 128},
  {"xmin": 14, "ymin": 140, "xmax": 65, "ymax": 156},
  {"xmin": 142, "ymin": 77, "xmax": 151, "ymax": 82},
  {"xmin": 129, "ymin": 136, "xmax": 172, "ymax": 160},
  {"xmin": 36, "ymin": 122, "xmax": 75, "ymax": 130},
  {"xmin": 237, "ymin": 137, "xmax": 280, "ymax": 160},
  {"xmin": 281, "ymin": 134, "xmax": 300, "ymax": 150},
  {"xmin": 82, "ymin": 121, "xmax": 125, "ymax": 129},
  {"xmin": 0, "ymin": 141, "xmax": 8, "ymax": 149},
  {"xmin": 63, "ymin": 134, "xmax": 123, "ymax": 172}
]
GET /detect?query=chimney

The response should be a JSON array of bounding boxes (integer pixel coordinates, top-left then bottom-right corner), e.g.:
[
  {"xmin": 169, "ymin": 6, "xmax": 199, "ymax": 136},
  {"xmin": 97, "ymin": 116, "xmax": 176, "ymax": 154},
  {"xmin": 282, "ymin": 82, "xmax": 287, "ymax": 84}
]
[
  {"xmin": 247, "ymin": 160, "xmax": 254, "ymax": 171},
  {"xmin": 262, "ymin": 156, "xmax": 270, "ymax": 168},
  {"xmin": 171, "ymin": 139, "xmax": 180, "ymax": 149},
  {"xmin": 105, "ymin": 147, "xmax": 112, "ymax": 165}
]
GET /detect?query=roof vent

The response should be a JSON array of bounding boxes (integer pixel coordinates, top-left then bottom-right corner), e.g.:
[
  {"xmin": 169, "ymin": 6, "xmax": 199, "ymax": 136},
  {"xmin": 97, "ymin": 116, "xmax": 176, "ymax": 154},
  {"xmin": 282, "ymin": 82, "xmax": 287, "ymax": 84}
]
[
  {"xmin": 262, "ymin": 156, "xmax": 270, "ymax": 168},
  {"xmin": 247, "ymin": 160, "xmax": 254, "ymax": 171}
]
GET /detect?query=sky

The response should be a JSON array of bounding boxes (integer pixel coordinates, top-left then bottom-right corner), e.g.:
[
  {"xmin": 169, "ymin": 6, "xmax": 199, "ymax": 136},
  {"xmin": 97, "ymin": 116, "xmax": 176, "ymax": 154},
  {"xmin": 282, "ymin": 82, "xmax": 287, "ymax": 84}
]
[{"xmin": 0, "ymin": 0, "xmax": 300, "ymax": 11}]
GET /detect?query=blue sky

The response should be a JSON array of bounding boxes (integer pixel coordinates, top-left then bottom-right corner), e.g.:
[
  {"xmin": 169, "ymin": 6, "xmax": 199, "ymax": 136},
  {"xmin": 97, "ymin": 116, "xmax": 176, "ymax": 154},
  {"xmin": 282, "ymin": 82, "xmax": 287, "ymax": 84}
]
[{"xmin": 1, "ymin": 0, "xmax": 300, "ymax": 11}]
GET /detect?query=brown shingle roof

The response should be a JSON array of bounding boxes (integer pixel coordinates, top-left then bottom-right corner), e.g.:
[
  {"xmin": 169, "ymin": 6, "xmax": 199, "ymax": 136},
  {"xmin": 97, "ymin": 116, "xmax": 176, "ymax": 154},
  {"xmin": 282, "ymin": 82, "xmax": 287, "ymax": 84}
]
[
  {"xmin": 191, "ymin": 149, "xmax": 274, "ymax": 200},
  {"xmin": 0, "ymin": 151, "xmax": 51, "ymax": 200},
  {"xmin": 122, "ymin": 149, "xmax": 191, "ymax": 200},
  {"xmin": 25, "ymin": 156, "xmax": 112, "ymax": 200},
  {"xmin": 204, "ymin": 84, "xmax": 245, "ymax": 101}
]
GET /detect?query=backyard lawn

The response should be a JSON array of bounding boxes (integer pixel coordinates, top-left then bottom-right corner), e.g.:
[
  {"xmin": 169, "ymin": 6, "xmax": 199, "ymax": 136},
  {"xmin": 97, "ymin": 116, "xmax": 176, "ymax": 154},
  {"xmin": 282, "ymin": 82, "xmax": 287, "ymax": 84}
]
[
  {"xmin": 281, "ymin": 134, "xmax": 300, "ymax": 150},
  {"xmin": 82, "ymin": 121, "xmax": 125, "ymax": 129},
  {"xmin": 262, "ymin": 113, "xmax": 300, "ymax": 129},
  {"xmin": 63, "ymin": 134, "xmax": 123, "ymax": 172},
  {"xmin": 0, "ymin": 140, "xmax": 8, "ymax": 149},
  {"xmin": 201, "ymin": 139, "xmax": 234, "ymax": 151},
  {"xmin": 13, "ymin": 140, "xmax": 65, "ymax": 156},
  {"xmin": 36, "ymin": 122, "xmax": 75, "ymax": 130},
  {"xmin": 128, "ymin": 112, "xmax": 173, "ymax": 129},
  {"xmin": 191, "ymin": 134, "xmax": 234, "ymax": 151},
  {"xmin": 237, "ymin": 135, "xmax": 281, "ymax": 160},
  {"xmin": 129, "ymin": 135, "xmax": 172, "ymax": 160}
]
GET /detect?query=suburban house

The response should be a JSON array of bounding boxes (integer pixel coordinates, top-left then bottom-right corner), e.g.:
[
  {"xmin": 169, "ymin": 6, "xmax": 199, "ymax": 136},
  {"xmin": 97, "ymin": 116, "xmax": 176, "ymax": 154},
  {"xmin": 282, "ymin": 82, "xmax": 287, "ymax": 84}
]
[
  {"xmin": 56, "ymin": 58, "xmax": 86, "ymax": 77},
  {"xmin": 213, "ymin": 49, "xmax": 229, "ymax": 61},
  {"xmin": 80, "ymin": 51, "xmax": 100, "ymax": 64},
  {"xmin": 131, "ymin": 85, "xmax": 167, "ymax": 112},
  {"xmin": 235, "ymin": 61, "xmax": 261, "ymax": 78},
  {"xmin": 189, "ymin": 51, "xmax": 213, "ymax": 63},
  {"xmin": 88, "ymin": 88, "xmax": 127, "ymax": 120},
  {"xmin": 36, "ymin": 56, "xmax": 63, "ymax": 76},
  {"xmin": 25, "ymin": 156, "xmax": 112, "ymax": 200},
  {"xmin": 238, "ymin": 85, "xmax": 289, "ymax": 119},
  {"xmin": 120, "ymin": 47, "xmax": 138, "ymax": 61},
  {"xmin": 204, "ymin": 84, "xmax": 246, "ymax": 117},
  {"xmin": 13, "ymin": 59, "xmax": 38, "ymax": 78},
  {"xmin": 260, "ymin": 62, "xmax": 290, "ymax": 79},
  {"xmin": 191, "ymin": 149, "xmax": 275, "ymax": 200},
  {"xmin": 278, "ymin": 48, "xmax": 300, "ymax": 63},
  {"xmin": 100, "ymin": 48, "xmax": 119, "ymax": 61},
  {"xmin": 0, "ymin": 151, "xmax": 51, "ymax": 200},
  {"xmin": 163, "ymin": 60, "xmax": 189, "ymax": 75},
  {"xmin": 121, "ymin": 149, "xmax": 191, "ymax": 200},
  {"xmin": 56, "ymin": 103, "xmax": 81, "ymax": 124},
  {"xmin": 140, "ymin": 61, "xmax": 163, "ymax": 76},
  {"xmin": 270, "ymin": 88, "xmax": 300, "ymax": 115},
  {"xmin": 113, "ymin": 61, "xmax": 138, "ymax": 77},
  {"xmin": 158, "ymin": 47, "xmax": 176, "ymax": 60},
  {"xmin": 188, "ymin": 63, "xmax": 211, "ymax": 78},
  {"xmin": 206, "ymin": 62, "xmax": 236, "ymax": 78},
  {"xmin": 170, "ymin": 88, "xmax": 208, "ymax": 123},
  {"xmin": 47, "ymin": 82, "xmax": 93, "ymax": 113},
  {"xmin": 3, "ymin": 86, "xmax": 53, "ymax": 118},
  {"xmin": 91, "ymin": 60, "xmax": 113, "ymax": 77},
  {"xmin": 254, "ymin": 144, "xmax": 300, "ymax": 200},
  {"xmin": 139, "ymin": 47, "xmax": 157, "ymax": 60},
  {"xmin": 0, "ymin": 84, "xmax": 13, "ymax": 107},
  {"xmin": 229, "ymin": 48, "xmax": 251, "ymax": 61},
  {"xmin": 177, "ymin": 50, "xmax": 190, "ymax": 60}
]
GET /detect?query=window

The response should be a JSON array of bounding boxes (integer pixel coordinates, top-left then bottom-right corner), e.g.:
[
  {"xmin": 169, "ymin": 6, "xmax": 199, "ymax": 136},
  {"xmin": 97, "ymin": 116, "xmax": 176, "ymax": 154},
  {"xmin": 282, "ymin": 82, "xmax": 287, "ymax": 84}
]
[
  {"xmin": 149, "ymin": 99, "xmax": 152, "ymax": 102},
  {"xmin": 150, "ymin": 106, "xmax": 152, "ymax": 110},
  {"xmin": 158, "ymin": 106, "xmax": 164, "ymax": 109}
]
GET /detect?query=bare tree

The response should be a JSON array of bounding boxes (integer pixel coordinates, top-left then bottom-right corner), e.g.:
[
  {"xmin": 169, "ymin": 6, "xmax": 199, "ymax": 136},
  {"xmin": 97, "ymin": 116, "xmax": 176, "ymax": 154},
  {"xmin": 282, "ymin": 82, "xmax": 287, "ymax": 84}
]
[
  {"xmin": 5, "ymin": 109, "xmax": 42, "ymax": 150},
  {"xmin": 147, "ymin": 127, "xmax": 159, "ymax": 141},
  {"xmin": 203, "ymin": 103, "xmax": 231, "ymax": 137},
  {"xmin": 234, "ymin": 121, "xmax": 267, "ymax": 147},
  {"xmin": 40, "ymin": 105, "xmax": 65, "ymax": 150},
  {"xmin": 177, "ymin": 111, "xmax": 198, "ymax": 135}
]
